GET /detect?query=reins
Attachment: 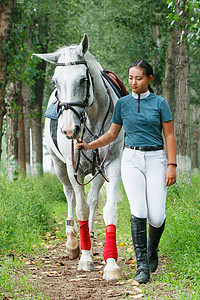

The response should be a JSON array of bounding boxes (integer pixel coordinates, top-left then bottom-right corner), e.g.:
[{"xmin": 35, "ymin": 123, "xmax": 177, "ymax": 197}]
[{"xmin": 55, "ymin": 60, "xmax": 114, "ymax": 186}]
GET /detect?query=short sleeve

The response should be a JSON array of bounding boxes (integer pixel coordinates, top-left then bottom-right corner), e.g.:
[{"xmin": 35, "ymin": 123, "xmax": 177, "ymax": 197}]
[
  {"xmin": 160, "ymin": 99, "xmax": 173, "ymax": 122},
  {"xmin": 111, "ymin": 100, "xmax": 123, "ymax": 125}
]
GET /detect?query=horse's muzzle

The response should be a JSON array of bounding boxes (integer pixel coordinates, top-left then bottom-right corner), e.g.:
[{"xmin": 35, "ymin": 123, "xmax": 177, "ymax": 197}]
[{"xmin": 62, "ymin": 125, "xmax": 81, "ymax": 140}]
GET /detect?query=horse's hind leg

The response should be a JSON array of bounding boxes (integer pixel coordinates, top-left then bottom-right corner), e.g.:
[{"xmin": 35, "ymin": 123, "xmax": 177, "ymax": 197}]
[{"xmin": 49, "ymin": 149, "xmax": 80, "ymax": 259}]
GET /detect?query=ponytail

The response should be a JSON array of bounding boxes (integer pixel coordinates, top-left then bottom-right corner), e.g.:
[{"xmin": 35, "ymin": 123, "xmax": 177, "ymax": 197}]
[{"xmin": 148, "ymin": 84, "xmax": 154, "ymax": 93}]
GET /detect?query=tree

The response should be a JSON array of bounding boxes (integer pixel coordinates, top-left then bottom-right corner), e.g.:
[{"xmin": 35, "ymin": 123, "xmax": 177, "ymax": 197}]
[
  {"xmin": 165, "ymin": 0, "xmax": 200, "ymax": 176},
  {"xmin": 164, "ymin": 30, "xmax": 176, "ymax": 118},
  {"xmin": 6, "ymin": 80, "xmax": 18, "ymax": 179},
  {"xmin": 0, "ymin": 0, "xmax": 15, "ymax": 161},
  {"xmin": 173, "ymin": 2, "xmax": 191, "ymax": 176}
]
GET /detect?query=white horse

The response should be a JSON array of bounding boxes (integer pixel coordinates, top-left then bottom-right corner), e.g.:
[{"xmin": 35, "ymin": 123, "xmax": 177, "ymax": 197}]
[{"xmin": 34, "ymin": 34, "xmax": 124, "ymax": 280}]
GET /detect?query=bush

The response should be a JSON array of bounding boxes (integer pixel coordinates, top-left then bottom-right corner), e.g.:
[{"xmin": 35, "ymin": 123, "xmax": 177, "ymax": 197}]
[{"xmin": 0, "ymin": 172, "xmax": 65, "ymax": 254}]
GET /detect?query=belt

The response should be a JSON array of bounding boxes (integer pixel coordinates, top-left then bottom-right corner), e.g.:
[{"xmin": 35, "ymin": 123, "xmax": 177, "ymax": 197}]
[{"xmin": 125, "ymin": 145, "xmax": 164, "ymax": 151}]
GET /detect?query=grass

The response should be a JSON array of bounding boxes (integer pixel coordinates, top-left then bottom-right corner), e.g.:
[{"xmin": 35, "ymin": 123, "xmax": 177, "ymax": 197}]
[
  {"xmin": 0, "ymin": 172, "xmax": 66, "ymax": 299},
  {"xmin": 0, "ymin": 171, "xmax": 200, "ymax": 299}
]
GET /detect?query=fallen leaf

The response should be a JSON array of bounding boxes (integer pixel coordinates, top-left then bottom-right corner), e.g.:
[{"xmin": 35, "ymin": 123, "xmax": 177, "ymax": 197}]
[
  {"xmin": 44, "ymin": 260, "xmax": 51, "ymax": 264},
  {"xmin": 41, "ymin": 271, "xmax": 61, "ymax": 276},
  {"xmin": 128, "ymin": 279, "xmax": 140, "ymax": 286},
  {"xmin": 69, "ymin": 278, "xmax": 82, "ymax": 282},
  {"xmin": 127, "ymin": 247, "xmax": 133, "ymax": 253},
  {"xmin": 133, "ymin": 287, "xmax": 143, "ymax": 293},
  {"xmin": 116, "ymin": 281, "xmax": 125, "ymax": 285},
  {"xmin": 56, "ymin": 262, "xmax": 65, "ymax": 266},
  {"xmin": 106, "ymin": 290, "xmax": 114, "ymax": 293},
  {"xmin": 126, "ymin": 260, "xmax": 134, "ymax": 265},
  {"xmin": 89, "ymin": 278, "xmax": 102, "ymax": 281},
  {"xmin": 25, "ymin": 261, "xmax": 35, "ymax": 265},
  {"xmin": 130, "ymin": 294, "xmax": 144, "ymax": 299},
  {"xmin": 76, "ymin": 274, "xmax": 87, "ymax": 278}
]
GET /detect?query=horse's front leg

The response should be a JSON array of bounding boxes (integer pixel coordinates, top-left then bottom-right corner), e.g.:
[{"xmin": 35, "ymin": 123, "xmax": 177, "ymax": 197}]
[
  {"xmin": 87, "ymin": 175, "xmax": 105, "ymax": 242},
  {"xmin": 103, "ymin": 160, "xmax": 122, "ymax": 280},
  {"xmin": 70, "ymin": 172, "xmax": 94, "ymax": 272}
]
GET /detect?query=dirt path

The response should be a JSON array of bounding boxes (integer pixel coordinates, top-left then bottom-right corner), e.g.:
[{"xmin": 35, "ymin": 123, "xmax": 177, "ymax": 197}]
[{"xmin": 7, "ymin": 213, "xmax": 174, "ymax": 300}]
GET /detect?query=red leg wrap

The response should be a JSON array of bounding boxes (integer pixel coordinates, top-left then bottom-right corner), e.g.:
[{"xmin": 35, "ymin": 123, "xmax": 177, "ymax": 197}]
[
  {"xmin": 103, "ymin": 225, "xmax": 118, "ymax": 261},
  {"xmin": 78, "ymin": 220, "xmax": 91, "ymax": 250}
]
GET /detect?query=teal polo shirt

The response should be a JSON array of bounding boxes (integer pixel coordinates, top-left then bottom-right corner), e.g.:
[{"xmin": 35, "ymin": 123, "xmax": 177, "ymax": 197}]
[{"xmin": 111, "ymin": 92, "xmax": 172, "ymax": 147}]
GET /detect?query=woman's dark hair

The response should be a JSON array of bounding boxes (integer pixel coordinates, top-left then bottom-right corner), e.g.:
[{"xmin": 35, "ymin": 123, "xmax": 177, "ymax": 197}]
[{"xmin": 128, "ymin": 60, "xmax": 154, "ymax": 93}]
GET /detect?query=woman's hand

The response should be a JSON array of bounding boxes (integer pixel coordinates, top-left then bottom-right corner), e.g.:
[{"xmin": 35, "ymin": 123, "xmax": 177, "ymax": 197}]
[
  {"xmin": 165, "ymin": 165, "xmax": 176, "ymax": 186},
  {"xmin": 75, "ymin": 140, "xmax": 91, "ymax": 150},
  {"xmin": 75, "ymin": 123, "xmax": 122, "ymax": 151}
]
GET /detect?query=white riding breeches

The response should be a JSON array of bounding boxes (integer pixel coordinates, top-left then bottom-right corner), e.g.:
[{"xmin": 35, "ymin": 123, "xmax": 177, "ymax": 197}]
[{"xmin": 121, "ymin": 148, "xmax": 167, "ymax": 228}]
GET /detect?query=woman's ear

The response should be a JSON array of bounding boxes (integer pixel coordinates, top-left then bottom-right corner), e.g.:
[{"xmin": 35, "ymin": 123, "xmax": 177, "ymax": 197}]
[{"xmin": 148, "ymin": 75, "xmax": 153, "ymax": 83}]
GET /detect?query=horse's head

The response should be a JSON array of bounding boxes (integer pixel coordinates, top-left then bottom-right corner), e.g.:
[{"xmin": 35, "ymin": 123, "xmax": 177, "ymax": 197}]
[{"xmin": 34, "ymin": 34, "xmax": 94, "ymax": 139}]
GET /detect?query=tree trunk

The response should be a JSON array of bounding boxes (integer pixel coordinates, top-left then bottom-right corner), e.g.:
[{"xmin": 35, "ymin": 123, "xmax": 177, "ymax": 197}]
[
  {"xmin": 152, "ymin": 24, "xmax": 162, "ymax": 95},
  {"xmin": 31, "ymin": 116, "xmax": 43, "ymax": 176},
  {"xmin": 22, "ymin": 84, "xmax": 31, "ymax": 175},
  {"xmin": 6, "ymin": 80, "xmax": 18, "ymax": 179},
  {"xmin": 31, "ymin": 61, "xmax": 46, "ymax": 176},
  {"xmin": 174, "ymin": 1, "xmax": 191, "ymax": 177},
  {"xmin": 164, "ymin": 30, "xmax": 176, "ymax": 118},
  {"xmin": 0, "ymin": 0, "xmax": 15, "ymax": 161},
  {"xmin": 192, "ymin": 105, "xmax": 200, "ymax": 173},
  {"xmin": 18, "ymin": 82, "xmax": 26, "ymax": 174},
  {"xmin": 22, "ymin": 30, "xmax": 32, "ymax": 175}
]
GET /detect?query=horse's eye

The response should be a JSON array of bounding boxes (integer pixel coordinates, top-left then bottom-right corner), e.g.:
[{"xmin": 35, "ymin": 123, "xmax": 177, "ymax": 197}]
[{"xmin": 80, "ymin": 77, "xmax": 87, "ymax": 84}]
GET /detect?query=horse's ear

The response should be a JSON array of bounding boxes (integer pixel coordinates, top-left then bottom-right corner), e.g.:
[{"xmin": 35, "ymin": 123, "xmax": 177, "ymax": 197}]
[
  {"xmin": 33, "ymin": 52, "xmax": 60, "ymax": 64},
  {"xmin": 77, "ymin": 33, "xmax": 89, "ymax": 55}
]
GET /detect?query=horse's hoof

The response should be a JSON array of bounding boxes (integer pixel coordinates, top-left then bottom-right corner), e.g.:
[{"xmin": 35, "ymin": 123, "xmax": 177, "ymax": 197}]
[
  {"xmin": 78, "ymin": 261, "xmax": 94, "ymax": 271},
  {"xmin": 103, "ymin": 266, "xmax": 121, "ymax": 280},
  {"xmin": 66, "ymin": 245, "xmax": 80, "ymax": 260}
]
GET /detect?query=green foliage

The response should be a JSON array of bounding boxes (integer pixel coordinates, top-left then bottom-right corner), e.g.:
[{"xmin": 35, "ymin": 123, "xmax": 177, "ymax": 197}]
[
  {"xmin": 0, "ymin": 258, "xmax": 45, "ymax": 299},
  {"xmin": 163, "ymin": 175, "xmax": 200, "ymax": 291},
  {"xmin": 0, "ymin": 172, "xmax": 65, "ymax": 254}
]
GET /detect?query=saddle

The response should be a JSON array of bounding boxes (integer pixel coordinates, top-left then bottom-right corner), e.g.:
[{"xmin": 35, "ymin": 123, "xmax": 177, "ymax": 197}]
[{"xmin": 102, "ymin": 68, "xmax": 129, "ymax": 98}]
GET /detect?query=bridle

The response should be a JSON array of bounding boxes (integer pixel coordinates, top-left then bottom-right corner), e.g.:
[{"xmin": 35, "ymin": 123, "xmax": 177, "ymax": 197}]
[
  {"xmin": 56, "ymin": 60, "xmax": 90, "ymax": 124},
  {"xmin": 55, "ymin": 60, "xmax": 114, "ymax": 186}
]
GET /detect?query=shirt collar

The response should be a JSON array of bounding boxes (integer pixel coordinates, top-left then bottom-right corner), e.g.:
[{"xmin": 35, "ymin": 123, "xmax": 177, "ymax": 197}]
[{"xmin": 132, "ymin": 90, "xmax": 150, "ymax": 99}]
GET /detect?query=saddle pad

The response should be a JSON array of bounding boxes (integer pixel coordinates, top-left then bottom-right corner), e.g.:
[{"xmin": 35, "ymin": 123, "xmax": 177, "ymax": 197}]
[
  {"xmin": 45, "ymin": 100, "xmax": 61, "ymax": 120},
  {"xmin": 102, "ymin": 69, "xmax": 129, "ymax": 98}
]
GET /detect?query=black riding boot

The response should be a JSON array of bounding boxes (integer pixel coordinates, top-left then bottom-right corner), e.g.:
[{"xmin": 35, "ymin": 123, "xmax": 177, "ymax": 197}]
[
  {"xmin": 147, "ymin": 219, "xmax": 165, "ymax": 273},
  {"xmin": 131, "ymin": 215, "xmax": 150, "ymax": 283}
]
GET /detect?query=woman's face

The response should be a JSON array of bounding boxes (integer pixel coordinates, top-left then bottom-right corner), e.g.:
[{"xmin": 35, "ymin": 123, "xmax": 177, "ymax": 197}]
[{"xmin": 128, "ymin": 66, "xmax": 153, "ymax": 94}]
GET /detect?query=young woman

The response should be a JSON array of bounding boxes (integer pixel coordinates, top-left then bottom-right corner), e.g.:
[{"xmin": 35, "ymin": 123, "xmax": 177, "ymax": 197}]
[{"xmin": 76, "ymin": 60, "xmax": 177, "ymax": 283}]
